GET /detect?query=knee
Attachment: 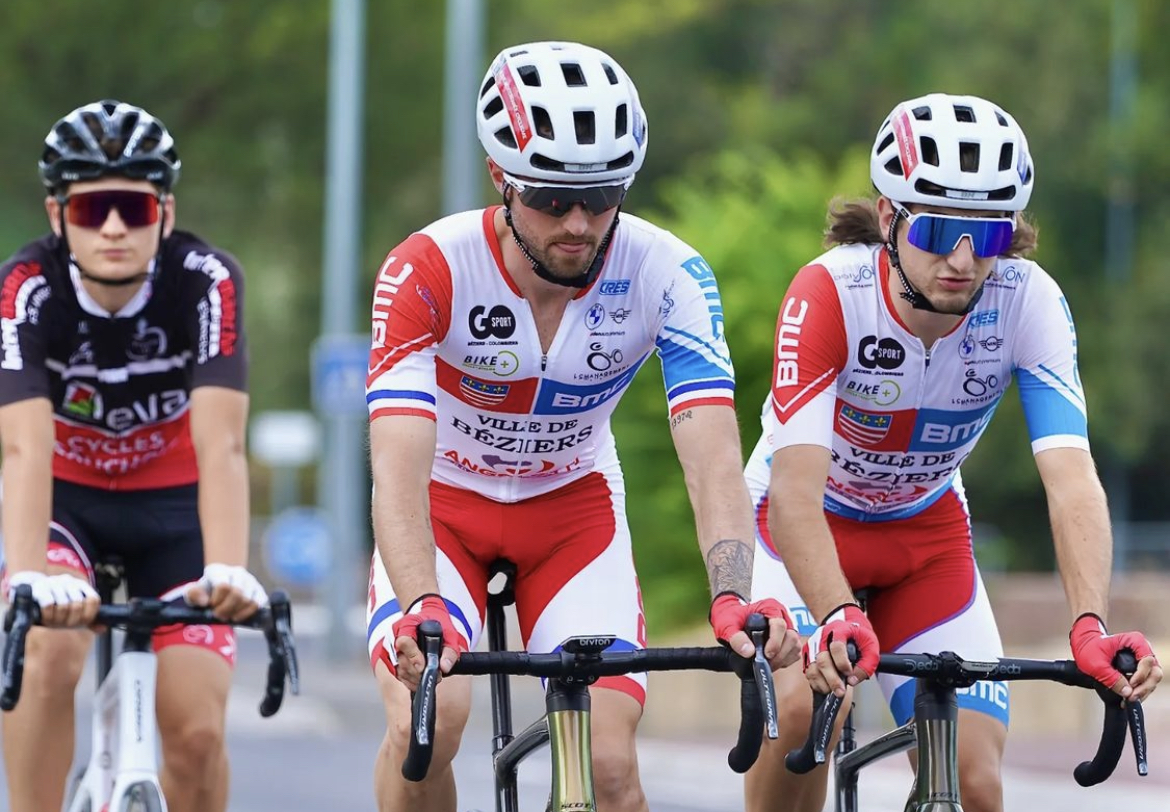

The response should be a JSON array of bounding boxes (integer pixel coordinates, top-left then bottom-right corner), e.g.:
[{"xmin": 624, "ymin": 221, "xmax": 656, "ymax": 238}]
[
  {"xmin": 958, "ymin": 753, "xmax": 1003, "ymax": 812},
  {"xmin": 590, "ymin": 738, "xmax": 641, "ymax": 806},
  {"xmin": 384, "ymin": 682, "xmax": 470, "ymax": 770},
  {"xmin": 20, "ymin": 628, "xmax": 89, "ymax": 700},
  {"xmin": 161, "ymin": 715, "xmax": 225, "ymax": 775}
]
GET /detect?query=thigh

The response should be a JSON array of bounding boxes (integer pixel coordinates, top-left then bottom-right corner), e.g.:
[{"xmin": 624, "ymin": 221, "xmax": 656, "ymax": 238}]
[
  {"xmin": 155, "ymin": 645, "xmax": 232, "ymax": 737},
  {"xmin": 513, "ymin": 472, "xmax": 647, "ymax": 704}
]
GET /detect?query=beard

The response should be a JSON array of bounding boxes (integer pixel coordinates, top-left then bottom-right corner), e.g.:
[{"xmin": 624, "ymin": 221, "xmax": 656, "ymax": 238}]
[{"xmin": 510, "ymin": 215, "xmax": 600, "ymax": 280}]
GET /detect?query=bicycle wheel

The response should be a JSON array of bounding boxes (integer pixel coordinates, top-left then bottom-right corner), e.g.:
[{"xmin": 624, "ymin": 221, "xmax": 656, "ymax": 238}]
[{"xmin": 117, "ymin": 782, "xmax": 166, "ymax": 812}]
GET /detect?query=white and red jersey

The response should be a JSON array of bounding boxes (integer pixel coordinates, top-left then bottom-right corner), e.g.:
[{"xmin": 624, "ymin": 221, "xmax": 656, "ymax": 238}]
[
  {"xmin": 366, "ymin": 206, "xmax": 735, "ymax": 502},
  {"xmin": 745, "ymin": 243, "xmax": 1087, "ymax": 521}
]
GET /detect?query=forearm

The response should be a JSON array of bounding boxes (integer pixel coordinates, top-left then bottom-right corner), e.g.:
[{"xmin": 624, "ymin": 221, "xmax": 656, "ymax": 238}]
[
  {"xmin": 770, "ymin": 498, "xmax": 853, "ymax": 621},
  {"xmin": 197, "ymin": 444, "xmax": 251, "ymax": 566},
  {"xmin": 372, "ymin": 487, "xmax": 438, "ymax": 608},
  {"xmin": 1, "ymin": 449, "xmax": 53, "ymax": 572},
  {"xmin": 1048, "ymin": 475, "xmax": 1112, "ymax": 621}
]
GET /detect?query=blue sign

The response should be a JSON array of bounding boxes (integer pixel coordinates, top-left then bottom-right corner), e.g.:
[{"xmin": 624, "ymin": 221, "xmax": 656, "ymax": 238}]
[
  {"xmin": 262, "ymin": 507, "xmax": 332, "ymax": 588},
  {"xmin": 311, "ymin": 333, "xmax": 370, "ymax": 416}
]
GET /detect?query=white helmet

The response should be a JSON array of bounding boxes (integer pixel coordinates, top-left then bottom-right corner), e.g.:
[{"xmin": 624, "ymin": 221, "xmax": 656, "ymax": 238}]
[
  {"xmin": 870, "ymin": 93, "xmax": 1034, "ymax": 211},
  {"xmin": 476, "ymin": 41, "xmax": 648, "ymax": 186}
]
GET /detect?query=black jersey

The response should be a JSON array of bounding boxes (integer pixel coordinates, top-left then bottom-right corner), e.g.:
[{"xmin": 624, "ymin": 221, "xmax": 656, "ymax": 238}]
[{"xmin": 0, "ymin": 230, "xmax": 247, "ymax": 490}]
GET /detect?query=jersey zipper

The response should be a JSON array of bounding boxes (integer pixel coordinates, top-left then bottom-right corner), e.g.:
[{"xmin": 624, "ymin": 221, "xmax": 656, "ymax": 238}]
[{"xmin": 541, "ymin": 353, "xmax": 547, "ymax": 371}]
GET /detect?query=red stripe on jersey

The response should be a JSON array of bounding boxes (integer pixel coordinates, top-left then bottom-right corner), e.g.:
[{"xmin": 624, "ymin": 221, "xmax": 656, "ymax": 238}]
[
  {"xmin": 435, "ymin": 359, "xmax": 538, "ymax": 413},
  {"xmin": 0, "ymin": 262, "xmax": 42, "ymax": 319},
  {"xmin": 369, "ymin": 233, "xmax": 454, "ymax": 380},
  {"xmin": 370, "ymin": 407, "xmax": 436, "ymax": 422},
  {"xmin": 483, "ymin": 207, "xmax": 523, "ymax": 296},
  {"xmin": 668, "ymin": 396, "xmax": 734, "ymax": 417},
  {"xmin": 771, "ymin": 264, "xmax": 847, "ymax": 424}
]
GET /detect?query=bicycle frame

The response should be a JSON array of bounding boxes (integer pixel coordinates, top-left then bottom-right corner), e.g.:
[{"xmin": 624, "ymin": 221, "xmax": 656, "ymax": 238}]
[{"xmin": 484, "ymin": 562, "xmax": 596, "ymax": 812}]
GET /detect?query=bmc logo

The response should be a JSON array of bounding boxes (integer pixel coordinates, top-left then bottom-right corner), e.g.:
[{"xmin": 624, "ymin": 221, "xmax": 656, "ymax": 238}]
[
  {"xmin": 599, "ymin": 280, "xmax": 630, "ymax": 296},
  {"xmin": 775, "ymin": 297, "xmax": 808, "ymax": 386},
  {"xmin": 910, "ymin": 406, "xmax": 995, "ymax": 452}
]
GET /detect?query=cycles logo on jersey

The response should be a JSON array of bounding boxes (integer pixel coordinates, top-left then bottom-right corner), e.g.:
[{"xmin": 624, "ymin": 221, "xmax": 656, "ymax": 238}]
[
  {"xmin": 127, "ymin": 318, "xmax": 167, "ymax": 361},
  {"xmin": 586, "ymin": 342, "xmax": 624, "ymax": 372},
  {"xmin": 845, "ymin": 378, "xmax": 901, "ymax": 407},
  {"xmin": 584, "ymin": 303, "xmax": 606, "ymax": 330},
  {"xmin": 599, "ymin": 279, "xmax": 630, "ymax": 296},
  {"xmin": 952, "ymin": 369, "xmax": 1003, "ymax": 406},
  {"xmin": 462, "ymin": 350, "xmax": 519, "ymax": 377},
  {"xmin": 857, "ymin": 336, "xmax": 905, "ymax": 370},
  {"xmin": 468, "ymin": 305, "xmax": 516, "ymax": 340},
  {"xmin": 63, "ymin": 382, "xmax": 102, "ymax": 419}
]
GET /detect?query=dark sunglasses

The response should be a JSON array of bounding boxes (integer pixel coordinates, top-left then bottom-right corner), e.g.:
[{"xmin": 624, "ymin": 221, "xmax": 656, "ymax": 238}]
[
  {"xmin": 510, "ymin": 182, "xmax": 626, "ymax": 218},
  {"xmin": 61, "ymin": 190, "xmax": 163, "ymax": 229},
  {"xmin": 897, "ymin": 206, "xmax": 1015, "ymax": 258}
]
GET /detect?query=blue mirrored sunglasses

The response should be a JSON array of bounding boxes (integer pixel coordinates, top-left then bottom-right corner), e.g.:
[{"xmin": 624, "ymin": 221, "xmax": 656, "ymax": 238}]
[{"xmin": 898, "ymin": 207, "xmax": 1015, "ymax": 258}]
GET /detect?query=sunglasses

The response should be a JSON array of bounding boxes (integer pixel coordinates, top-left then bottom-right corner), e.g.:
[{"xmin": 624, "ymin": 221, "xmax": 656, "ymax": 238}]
[
  {"xmin": 897, "ymin": 206, "xmax": 1015, "ymax": 258},
  {"xmin": 61, "ymin": 190, "xmax": 163, "ymax": 229},
  {"xmin": 507, "ymin": 177, "xmax": 626, "ymax": 218}
]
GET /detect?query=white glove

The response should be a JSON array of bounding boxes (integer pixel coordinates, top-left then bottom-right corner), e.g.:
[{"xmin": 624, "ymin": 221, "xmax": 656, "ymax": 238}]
[
  {"xmin": 191, "ymin": 563, "xmax": 268, "ymax": 608},
  {"xmin": 6, "ymin": 570, "xmax": 99, "ymax": 609}
]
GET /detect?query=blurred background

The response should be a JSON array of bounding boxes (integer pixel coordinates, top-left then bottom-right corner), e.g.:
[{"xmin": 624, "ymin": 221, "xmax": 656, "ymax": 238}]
[{"xmin": 2, "ymin": 2, "xmax": 1169, "ymax": 807}]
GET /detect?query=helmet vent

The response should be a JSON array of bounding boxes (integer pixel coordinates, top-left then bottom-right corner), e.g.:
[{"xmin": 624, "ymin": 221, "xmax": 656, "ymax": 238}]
[
  {"xmin": 911, "ymin": 106, "xmax": 932, "ymax": 121},
  {"xmin": 533, "ymin": 106, "xmax": 554, "ymax": 139},
  {"xmin": 959, "ymin": 142, "xmax": 980, "ymax": 172},
  {"xmin": 518, "ymin": 65, "xmax": 541, "ymax": 87},
  {"xmin": 606, "ymin": 151, "xmax": 634, "ymax": 171},
  {"xmin": 995, "ymin": 112, "xmax": 1009, "ymax": 127},
  {"xmin": 561, "ymin": 62, "xmax": 586, "ymax": 87},
  {"xmin": 602, "ymin": 63, "xmax": 619, "ymax": 85},
  {"xmin": 615, "ymin": 103, "xmax": 628, "ymax": 138},
  {"xmin": 483, "ymin": 96, "xmax": 504, "ymax": 119},
  {"xmin": 953, "ymin": 105, "xmax": 975, "ymax": 123},
  {"xmin": 998, "ymin": 143, "xmax": 1014, "ymax": 171},
  {"xmin": 877, "ymin": 132, "xmax": 895, "ymax": 153},
  {"xmin": 920, "ymin": 136, "xmax": 939, "ymax": 167},
  {"xmin": 574, "ymin": 111, "xmax": 595, "ymax": 145},
  {"xmin": 885, "ymin": 157, "xmax": 902, "ymax": 176},
  {"xmin": 479, "ymin": 76, "xmax": 495, "ymax": 99},
  {"xmin": 494, "ymin": 126, "xmax": 517, "ymax": 149}
]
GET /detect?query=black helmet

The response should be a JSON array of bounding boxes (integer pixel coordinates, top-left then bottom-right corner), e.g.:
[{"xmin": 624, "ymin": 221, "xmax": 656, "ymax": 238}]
[{"xmin": 38, "ymin": 99, "xmax": 181, "ymax": 194}]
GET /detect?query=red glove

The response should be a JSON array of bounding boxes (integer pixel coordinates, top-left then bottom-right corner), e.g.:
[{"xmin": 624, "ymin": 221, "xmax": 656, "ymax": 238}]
[
  {"xmin": 1070, "ymin": 613, "xmax": 1156, "ymax": 691},
  {"xmin": 802, "ymin": 603, "xmax": 880, "ymax": 678},
  {"xmin": 709, "ymin": 592, "xmax": 794, "ymax": 649},
  {"xmin": 392, "ymin": 594, "xmax": 468, "ymax": 659}
]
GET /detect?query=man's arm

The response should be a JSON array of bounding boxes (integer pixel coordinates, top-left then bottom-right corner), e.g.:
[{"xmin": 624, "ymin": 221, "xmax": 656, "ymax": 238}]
[
  {"xmin": 189, "ymin": 386, "xmax": 251, "ymax": 569},
  {"xmin": 1034, "ymin": 447, "xmax": 1111, "ymax": 620},
  {"xmin": 0, "ymin": 398, "xmax": 55, "ymax": 573},
  {"xmin": 369, "ymin": 414, "xmax": 439, "ymax": 607},
  {"xmin": 767, "ymin": 443, "xmax": 853, "ymax": 621},
  {"xmin": 669, "ymin": 405, "xmax": 754, "ymax": 597}
]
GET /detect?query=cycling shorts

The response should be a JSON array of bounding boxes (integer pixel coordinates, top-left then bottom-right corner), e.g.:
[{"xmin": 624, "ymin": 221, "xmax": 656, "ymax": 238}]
[
  {"xmin": 367, "ymin": 470, "xmax": 648, "ymax": 704},
  {"xmin": 4, "ymin": 479, "xmax": 235, "ymax": 665},
  {"xmin": 752, "ymin": 486, "xmax": 1008, "ymax": 727}
]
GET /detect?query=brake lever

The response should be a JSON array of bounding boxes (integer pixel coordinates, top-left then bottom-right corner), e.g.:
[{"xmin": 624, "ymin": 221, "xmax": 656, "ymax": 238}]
[
  {"xmin": 402, "ymin": 618, "xmax": 443, "ymax": 782},
  {"xmin": 748, "ymin": 617, "xmax": 779, "ymax": 740}
]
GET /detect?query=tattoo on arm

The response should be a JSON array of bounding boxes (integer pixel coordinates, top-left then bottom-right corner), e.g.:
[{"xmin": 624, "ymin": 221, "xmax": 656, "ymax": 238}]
[
  {"xmin": 670, "ymin": 409, "xmax": 694, "ymax": 430},
  {"xmin": 706, "ymin": 538, "xmax": 753, "ymax": 598}
]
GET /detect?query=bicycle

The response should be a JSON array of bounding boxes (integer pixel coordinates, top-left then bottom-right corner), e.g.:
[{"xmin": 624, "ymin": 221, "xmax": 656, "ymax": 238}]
[
  {"xmin": 785, "ymin": 646, "xmax": 1149, "ymax": 811},
  {"xmin": 1, "ymin": 564, "xmax": 300, "ymax": 812},
  {"xmin": 402, "ymin": 560, "xmax": 780, "ymax": 812}
]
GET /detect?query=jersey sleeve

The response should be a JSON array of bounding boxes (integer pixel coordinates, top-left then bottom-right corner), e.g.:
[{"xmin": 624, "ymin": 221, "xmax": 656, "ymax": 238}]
[
  {"xmin": 654, "ymin": 253, "xmax": 736, "ymax": 415},
  {"xmin": 1012, "ymin": 269, "xmax": 1088, "ymax": 453},
  {"xmin": 0, "ymin": 256, "xmax": 52, "ymax": 406},
  {"xmin": 182, "ymin": 248, "xmax": 248, "ymax": 390},
  {"xmin": 366, "ymin": 233, "xmax": 453, "ymax": 422},
  {"xmin": 769, "ymin": 263, "xmax": 847, "ymax": 452}
]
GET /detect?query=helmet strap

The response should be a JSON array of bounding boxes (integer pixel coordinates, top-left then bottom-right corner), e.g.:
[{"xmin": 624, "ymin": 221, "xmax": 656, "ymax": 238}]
[
  {"xmin": 502, "ymin": 192, "xmax": 617, "ymax": 291},
  {"xmin": 886, "ymin": 206, "xmax": 984, "ymax": 316}
]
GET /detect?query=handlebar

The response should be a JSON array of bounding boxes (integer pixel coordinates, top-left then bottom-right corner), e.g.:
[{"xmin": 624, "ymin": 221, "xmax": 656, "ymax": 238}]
[
  {"xmin": 784, "ymin": 646, "xmax": 1148, "ymax": 788},
  {"xmin": 1, "ymin": 583, "xmax": 300, "ymax": 716},
  {"xmin": 402, "ymin": 613, "xmax": 779, "ymax": 782}
]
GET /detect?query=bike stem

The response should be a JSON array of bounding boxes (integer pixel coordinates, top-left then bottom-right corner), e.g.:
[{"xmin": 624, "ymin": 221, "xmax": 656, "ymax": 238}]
[
  {"xmin": 546, "ymin": 677, "xmax": 596, "ymax": 812},
  {"xmin": 907, "ymin": 681, "xmax": 963, "ymax": 812}
]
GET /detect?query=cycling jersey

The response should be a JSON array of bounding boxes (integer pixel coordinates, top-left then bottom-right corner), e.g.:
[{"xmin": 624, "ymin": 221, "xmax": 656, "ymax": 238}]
[
  {"xmin": 745, "ymin": 243, "xmax": 1086, "ymax": 521},
  {"xmin": 0, "ymin": 231, "xmax": 247, "ymax": 490},
  {"xmin": 366, "ymin": 206, "xmax": 735, "ymax": 502}
]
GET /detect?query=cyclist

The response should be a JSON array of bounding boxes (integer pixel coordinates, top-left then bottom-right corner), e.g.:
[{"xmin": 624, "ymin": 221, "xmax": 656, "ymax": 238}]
[
  {"xmin": 0, "ymin": 100, "xmax": 267, "ymax": 812},
  {"xmin": 743, "ymin": 92, "xmax": 1162, "ymax": 812},
  {"xmin": 365, "ymin": 40, "xmax": 799, "ymax": 812}
]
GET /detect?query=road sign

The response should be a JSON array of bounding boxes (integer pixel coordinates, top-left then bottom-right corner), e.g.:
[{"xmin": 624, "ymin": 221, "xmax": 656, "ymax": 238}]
[
  {"xmin": 311, "ymin": 333, "xmax": 370, "ymax": 416},
  {"xmin": 250, "ymin": 410, "xmax": 322, "ymax": 467},
  {"xmin": 262, "ymin": 507, "xmax": 332, "ymax": 588}
]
